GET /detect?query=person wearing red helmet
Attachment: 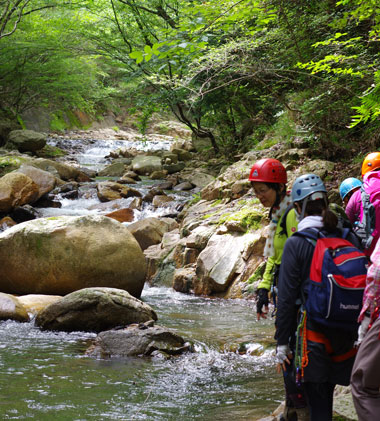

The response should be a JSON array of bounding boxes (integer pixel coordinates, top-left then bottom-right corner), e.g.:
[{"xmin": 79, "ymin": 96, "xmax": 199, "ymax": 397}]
[
  {"xmin": 250, "ymin": 158, "xmax": 306, "ymax": 421},
  {"xmin": 249, "ymin": 158, "xmax": 298, "ymax": 320}
]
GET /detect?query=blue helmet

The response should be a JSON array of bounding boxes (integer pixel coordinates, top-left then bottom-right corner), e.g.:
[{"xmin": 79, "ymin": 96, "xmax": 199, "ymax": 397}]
[
  {"xmin": 339, "ymin": 177, "xmax": 362, "ymax": 200},
  {"xmin": 291, "ymin": 173, "xmax": 327, "ymax": 203}
]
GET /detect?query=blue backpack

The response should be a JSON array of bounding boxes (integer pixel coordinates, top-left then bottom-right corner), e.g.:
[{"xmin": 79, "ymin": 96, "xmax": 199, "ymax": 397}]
[{"xmin": 295, "ymin": 228, "xmax": 368, "ymax": 331}]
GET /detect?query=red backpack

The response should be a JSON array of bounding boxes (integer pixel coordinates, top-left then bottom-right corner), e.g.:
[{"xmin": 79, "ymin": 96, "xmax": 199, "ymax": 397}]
[{"xmin": 295, "ymin": 228, "xmax": 368, "ymax": 331}]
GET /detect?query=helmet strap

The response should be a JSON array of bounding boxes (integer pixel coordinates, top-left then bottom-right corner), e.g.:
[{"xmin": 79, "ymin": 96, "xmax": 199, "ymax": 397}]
[
  {"xmin": 297, "ymin": 194, "xmax": 328, "ymax": 221},
  {"xmin": 299, "ymin": 196, "xmax": 309, "ymax": 221}
]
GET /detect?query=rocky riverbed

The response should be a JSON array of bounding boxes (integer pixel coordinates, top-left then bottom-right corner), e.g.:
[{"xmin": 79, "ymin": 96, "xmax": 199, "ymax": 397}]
[{"xmin": 0, "ymin": 122, "xmax": 359, "ymax": 420}]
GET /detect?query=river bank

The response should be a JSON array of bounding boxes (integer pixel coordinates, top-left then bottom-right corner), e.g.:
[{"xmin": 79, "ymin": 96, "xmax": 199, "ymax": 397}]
[{"xmin": 0, "ymin": 124, "xmax": 359, "ymax": 420}]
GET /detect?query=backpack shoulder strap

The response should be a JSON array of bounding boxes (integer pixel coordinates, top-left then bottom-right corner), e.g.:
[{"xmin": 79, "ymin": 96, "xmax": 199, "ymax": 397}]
[
  {"xmin": 361, "ymin": 185, "xmax": 370, "ymax": 207},
  {"xmin": 293, "ymin": 227, "xmax": 320, "ymax": 246},
  {"xmin": 341, "ymin": 227, "xmax": 351, "ymax": 240},
  {"xmin": 279, "ymin": 204, "xmax": 294, "ymax": 237}
]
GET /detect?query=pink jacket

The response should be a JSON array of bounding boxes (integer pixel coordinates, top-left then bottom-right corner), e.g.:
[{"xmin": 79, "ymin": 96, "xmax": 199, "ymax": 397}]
[
  {"xmin": 359, "ymin": 238, "xmax": 380, "ymax": 321},
  {"xmin": 345, "ymin": 171, "xmax": 380, "ymax": 256}
]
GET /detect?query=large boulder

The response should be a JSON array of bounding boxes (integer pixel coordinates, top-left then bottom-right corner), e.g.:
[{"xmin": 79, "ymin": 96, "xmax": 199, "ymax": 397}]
[
  {"xmin": 132, "ymin": 155, "xmax": 162, "ymax": 175},
  {"xmin": 0, "ymin": 155, "xmax": 30, "ymax": 177},
  {"xmin": 6, "ymin": 129, "xmax": 47, "ymax": 152},
  {"xmin": 87, "ymin": 321, "xmax": 191, "ymax": 357},
  {"xmin": 185, "ymin": 170, "xmax": 215, "ymax": 189},
  {"xmin": 98, "ymin": 161, "xmax": 128, "ymax": 177},
  {"xmin": 0, "ymin": 215, "xmax": 147, "ymax": 297},
  {"xmin": 0, "ymin": 172, "xmax": 39, "ymax": 212},
  {"xmin": 35, "ymin": 287, "xmax": 157, "ymax": 333},
  {"xmin": 0, "ymin": 155, "xmax": 87, "ymax": 181},
  {"xmin": 144, "ymin": 229, "xmax": 181, "ymax": 284},
  {"xmin": 195, "ymin": 232, "xmax": 259, "ymax": 295},
  {"xmin": 150, "ymin": 121, "xmax": 192, "ymax": 139}
]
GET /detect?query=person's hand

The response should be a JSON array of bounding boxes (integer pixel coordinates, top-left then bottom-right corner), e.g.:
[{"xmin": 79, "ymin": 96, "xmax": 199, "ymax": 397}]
[
  {"xmin": 355, "ymin": 315, "xmax": 371, "ymax": 347},
  {"xmin": 275, "ymin": 344, "xmax": 292, "ymax": 373},
  {"xmin": 256, "ymin": 287, "xmax": 269, "ymax": 320}
]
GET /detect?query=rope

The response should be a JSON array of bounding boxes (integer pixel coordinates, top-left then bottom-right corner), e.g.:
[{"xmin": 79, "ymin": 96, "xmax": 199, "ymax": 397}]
[
  {"xmin": 294, "ymin": 310, "xmax": 308, "ymax": 385},
  {"xmin": 301, "ymin": 313, "xmax": 309, "ymax": 377}
]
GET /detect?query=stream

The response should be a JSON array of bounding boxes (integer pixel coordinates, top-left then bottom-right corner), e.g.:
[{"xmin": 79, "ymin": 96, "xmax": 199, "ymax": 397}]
[{"xmin": 0, "ymin": 134, "xmax": 283, "ymax": 420}]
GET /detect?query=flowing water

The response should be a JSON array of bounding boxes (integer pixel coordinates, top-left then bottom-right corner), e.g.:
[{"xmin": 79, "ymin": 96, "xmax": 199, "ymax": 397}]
[
  {"xmin": 0, "ymin": 135, "xmax": 283, "ymax": 420},
  {"xmin": 0, "ymin": 288, "xmax": 281, "ymax": 420}
]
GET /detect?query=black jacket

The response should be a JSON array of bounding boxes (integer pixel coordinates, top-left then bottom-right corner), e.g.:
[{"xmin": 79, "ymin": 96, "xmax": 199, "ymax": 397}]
[
  {"xmin": 275, "ymin": 226, "xmax": 361, "ymax": 345},
  {"xmin": 275, "ymin": 226, "xmax": 360, "ymax": 384}
]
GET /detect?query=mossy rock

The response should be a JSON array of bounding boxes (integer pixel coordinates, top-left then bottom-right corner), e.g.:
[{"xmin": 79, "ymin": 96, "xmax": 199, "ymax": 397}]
[
  {"xmin": 36, "ymin": 145, "xmax": 66, "ymax": 159},
  {"xmin": 0, "ymin": 156, "xmax": 28, "ymax": 177},
  {"xmin": 219, "ymin": 208, "xmax": 265, "ymax": 231}
]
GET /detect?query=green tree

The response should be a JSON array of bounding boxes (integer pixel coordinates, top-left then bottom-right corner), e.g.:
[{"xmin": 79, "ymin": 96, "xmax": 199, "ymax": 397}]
[{"xmin": 0, "ymin": 1, "xmax": 113, "ymax": 118}]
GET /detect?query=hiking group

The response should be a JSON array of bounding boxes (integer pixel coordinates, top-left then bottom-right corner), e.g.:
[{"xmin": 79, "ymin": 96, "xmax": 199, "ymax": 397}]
[{"xmin": 249, "ymin": 153, "xmax": 380, "ymax": 421}]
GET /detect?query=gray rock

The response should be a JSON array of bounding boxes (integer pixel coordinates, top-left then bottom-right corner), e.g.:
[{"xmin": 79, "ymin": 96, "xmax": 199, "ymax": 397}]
[
  {"xmin": 98, "ymin": 162, "xmax": 127, "ymax": 177},
  {"xmin": 132, "ymin": 155, "xmax": 162, "ymax": 175},
  {"xmin": 35, "ymin": 287, "xmax": 157, "ymax": 333},
  {"xmin": 6, "ymin": 130, "xmax": 47, "ymax": 152},
  {"xmin": 171, "ymin": 148, "xmax": 192, "ymax": 161},
  {"xmin": 152, "ymin": 194, "xmax": 174, "ymax": 207},
  {"xmin": 173, "ymin": 181, "xmax": 193, "ymax": 191},
  {"xmin": 172, "ymin": 267, "xmax": 196, "ymax": 293},
  {"xmin": 88, "ymin": 322, "xmax": 192, "ymax": 357},
  {"xmin": 97, "ymin": 181, "xmax": 142, "ymax": 202},
  {"xmin": 0, "ymin": 120, "xmax": 21, "ymax": 147},
  {"xmin": 195, "ymin": 232, "xmax": 258, "ymax": 294},
  {"xmin": 162, "ymin": 162, "xmax": 186, "ymax": 174}
]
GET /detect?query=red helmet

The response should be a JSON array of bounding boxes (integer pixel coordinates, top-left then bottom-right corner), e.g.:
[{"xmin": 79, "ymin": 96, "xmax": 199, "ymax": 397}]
[{"xmin": 249, "ymin": 158, "xmax": 287, "ymax": 184}]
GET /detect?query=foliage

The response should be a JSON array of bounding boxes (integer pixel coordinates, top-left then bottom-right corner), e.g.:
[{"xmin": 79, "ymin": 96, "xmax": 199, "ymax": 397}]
[
  {"xmin": 0, "ymin": 0, "xmax": 379, "ymax": 159},
  {"xmin": 50, "ymin": 113, "xmax": 67, "ymax": 132},
  {"xmin": 0, "ymin": 1, "xmax": 114, "ymax": 117},
  {"xmin": 296, "ymin": 0, "xmax": 380, "ymax": 129},
  {"xmin": 188, "ymin": 192, "xmax": 201, "ymax": 205}
]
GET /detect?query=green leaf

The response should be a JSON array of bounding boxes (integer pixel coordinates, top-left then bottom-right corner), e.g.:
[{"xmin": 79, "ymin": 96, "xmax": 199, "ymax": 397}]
[{"xmin": 130, "ymin": 51, "xmax": 143, "ymax": 60}]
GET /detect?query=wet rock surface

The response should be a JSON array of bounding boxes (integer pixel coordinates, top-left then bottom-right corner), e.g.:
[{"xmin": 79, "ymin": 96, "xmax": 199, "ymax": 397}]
[
  {"xmin": 87, "ymin": 320, "xmax": 192, "ymax": 358},
  {"xmin": 35, "ymin": 287, "xmax": 157, "ymax": 333}
]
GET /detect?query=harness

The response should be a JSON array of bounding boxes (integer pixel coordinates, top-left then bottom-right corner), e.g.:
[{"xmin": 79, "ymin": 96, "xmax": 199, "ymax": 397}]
[
  {"xmin": 293, "ymin": 228, "xmax": 359, "ymax": 384},
  {"xmin": 294, "ymin": 309, "xmax": 358, "ymax": 384}
]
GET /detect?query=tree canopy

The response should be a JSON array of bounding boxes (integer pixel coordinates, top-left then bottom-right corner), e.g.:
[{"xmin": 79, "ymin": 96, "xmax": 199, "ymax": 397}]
[{"xmin": 0, "ymin": 0, "xmax": 379, "ymax": 157}]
